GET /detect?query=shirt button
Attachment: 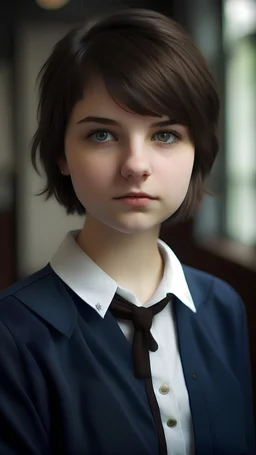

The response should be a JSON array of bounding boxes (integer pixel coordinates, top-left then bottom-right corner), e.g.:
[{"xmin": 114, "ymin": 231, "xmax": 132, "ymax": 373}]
[
  {"xmin": 167, "ymin": 418, "xmax": 177, "ymax": 427},
  {"xmin": 159, "ymin": 384, "xmax": 170, "ymax": 394},
  {"xmin": 95, "ymin": 303, "xmax": 102, "ymax": 311}
]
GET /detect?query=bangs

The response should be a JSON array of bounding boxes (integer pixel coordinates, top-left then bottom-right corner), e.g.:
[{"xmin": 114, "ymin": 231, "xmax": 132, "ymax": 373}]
[{"xmin": 81, "ymin": 30, "xmax": 194, "ymax": 127}]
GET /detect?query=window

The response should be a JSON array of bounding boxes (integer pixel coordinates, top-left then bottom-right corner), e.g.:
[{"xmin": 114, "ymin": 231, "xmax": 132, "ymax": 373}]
[{"xmin": 224, "ymin": 0, "xmax": 256, "ymax": 246}]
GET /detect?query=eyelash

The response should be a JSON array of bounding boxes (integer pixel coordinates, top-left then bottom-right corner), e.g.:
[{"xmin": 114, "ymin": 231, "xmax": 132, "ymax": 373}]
[{"xmin": 85, "ymin": 129, "xmax": 182, "ymax": 146}]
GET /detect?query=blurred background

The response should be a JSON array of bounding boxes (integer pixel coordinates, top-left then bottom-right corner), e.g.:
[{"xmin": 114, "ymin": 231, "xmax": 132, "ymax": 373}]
[{"xmin": 0, "ymin": 0, "xmax": 255, "ymax": 415}]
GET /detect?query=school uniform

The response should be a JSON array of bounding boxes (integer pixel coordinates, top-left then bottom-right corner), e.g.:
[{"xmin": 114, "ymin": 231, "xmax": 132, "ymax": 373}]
[{"xmin": 0, "ymin": 231, "xmax": 255, "ymax": 455}]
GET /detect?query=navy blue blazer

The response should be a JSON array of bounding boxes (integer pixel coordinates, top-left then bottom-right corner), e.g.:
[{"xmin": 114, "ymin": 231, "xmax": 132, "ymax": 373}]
[{"xmin": 0, "ymin": 264, "xmax": 255, "ymax": 455}]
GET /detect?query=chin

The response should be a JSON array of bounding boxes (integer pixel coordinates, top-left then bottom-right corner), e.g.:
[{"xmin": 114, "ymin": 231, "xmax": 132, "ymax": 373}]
[
  {"xmin": 115, "ymin": 225, "xmax": 154, "ymax": 235},
  {"xmin": 109, "ymin": 215, "xmax": 163, "ymax": 235}
]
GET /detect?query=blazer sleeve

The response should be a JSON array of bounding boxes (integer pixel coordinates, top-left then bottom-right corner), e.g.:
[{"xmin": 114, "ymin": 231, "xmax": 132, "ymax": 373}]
[
  {"xmin": 236, "ymin": 296, "xmax": 256, "ymax": 454},
  {"xmin": 0, "ymin": 321, "xmax": 51, "ymax": 455}
]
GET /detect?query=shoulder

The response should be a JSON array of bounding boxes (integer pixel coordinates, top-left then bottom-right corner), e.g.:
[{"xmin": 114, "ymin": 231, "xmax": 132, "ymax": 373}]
[
  {"xmin": 0, "ymin": 264, "xmax": 52, "ymax": 325},
  {"xmin": 0, "ymin": 264, "xmax": 53, "ymax": 323},
  {"xmin": 0, "ymin": 264, "xmax": 54, "ymax": 302},
  {"xmin": 181, "ymin": 265, "xmax": 250, "ymax": 359},
  {"xmin": 183, "ymin": 264, "xmax": 240, "ymax": 296},
  {"xmin": 182, "ymin": 264, "xmax": 245, "ymax": 317},
  {"xmin": 0, "ymin": 264, "xmax": 74, "ymax": 340}
]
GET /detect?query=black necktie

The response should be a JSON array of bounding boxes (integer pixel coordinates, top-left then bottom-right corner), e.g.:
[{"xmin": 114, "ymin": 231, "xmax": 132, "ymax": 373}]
[
  {"xmin": 109, "ymin": 293, "xmax": 172, "ymax": 455},
  {"xmin": 109, "ymin": 293, "xmax": 172, "ymax": 378}
]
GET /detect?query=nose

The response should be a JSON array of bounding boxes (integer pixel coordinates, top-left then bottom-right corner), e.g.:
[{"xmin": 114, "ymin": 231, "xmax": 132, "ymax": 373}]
[{"xmin": 120, "ymin": 144, "xmax": 152, "ymax": 182}]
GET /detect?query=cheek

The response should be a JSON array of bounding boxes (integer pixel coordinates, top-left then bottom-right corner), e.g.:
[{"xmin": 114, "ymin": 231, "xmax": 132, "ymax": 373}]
[
  {"xmin": 160, "ymin": 151, "xmax": 194, "ymax": 194},
  {"xmin": 66, "ymin": 156, "xmax": 115, "ymax": 202}
]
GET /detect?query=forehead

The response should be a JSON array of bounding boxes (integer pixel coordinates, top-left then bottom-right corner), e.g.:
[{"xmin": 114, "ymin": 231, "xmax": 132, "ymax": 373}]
[
  {"xmin": 70, "ymin": 78, "xmax": 119, "ymax": 119},
  {"xmin": 69, "ymin": 78, "xmax": 168, "ymax": 125}
]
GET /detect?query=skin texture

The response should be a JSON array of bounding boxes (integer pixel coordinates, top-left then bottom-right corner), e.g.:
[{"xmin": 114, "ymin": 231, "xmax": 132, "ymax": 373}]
[{"xmin": 60, "ymin": 79, "xmax": 195, "ymax": 302}]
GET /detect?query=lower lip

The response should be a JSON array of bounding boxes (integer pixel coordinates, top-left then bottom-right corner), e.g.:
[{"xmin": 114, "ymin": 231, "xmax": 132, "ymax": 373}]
[{"xmin": 117, "ymin": 197, "xmax": 154, "ymax": 207}]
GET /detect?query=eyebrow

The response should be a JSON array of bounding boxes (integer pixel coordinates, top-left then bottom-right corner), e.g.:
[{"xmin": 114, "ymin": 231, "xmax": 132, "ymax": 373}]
[{"xmin": 76, "ymin": 116, "xmax": 176, "ymax": 128}]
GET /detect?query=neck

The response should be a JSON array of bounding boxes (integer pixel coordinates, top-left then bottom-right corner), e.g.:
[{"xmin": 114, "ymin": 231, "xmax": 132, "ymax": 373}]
[{"xmin": 77, "ymin": 215, "xmax": 164, "ymax": 303}]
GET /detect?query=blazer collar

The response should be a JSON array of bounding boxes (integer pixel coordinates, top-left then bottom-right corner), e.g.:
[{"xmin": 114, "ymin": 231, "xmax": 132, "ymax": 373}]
[
  {"xmin": 14, "ymin": 265, "xmax": 77, "ymax": 337},
  {"xmin": 15, "ymin": 263, "xmax": 211, "ymax": 337}
]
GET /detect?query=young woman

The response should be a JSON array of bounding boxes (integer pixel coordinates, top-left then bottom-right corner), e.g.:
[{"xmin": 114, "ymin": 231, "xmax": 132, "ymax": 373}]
[{"xmin": 0, "ymin": 8, "xmax": 255, "ymax": 455}]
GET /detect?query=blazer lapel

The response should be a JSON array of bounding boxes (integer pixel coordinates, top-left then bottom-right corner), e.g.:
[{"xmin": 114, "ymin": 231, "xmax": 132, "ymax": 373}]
[{"xmin": 174, "ymin": 266, "xmax": 215, "ymax": 455}]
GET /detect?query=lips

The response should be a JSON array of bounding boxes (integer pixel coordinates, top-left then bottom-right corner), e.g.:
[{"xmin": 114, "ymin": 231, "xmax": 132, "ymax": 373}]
[{"xmin": 116, "ymin": 192, "xmax": 156, "ymax": 200}]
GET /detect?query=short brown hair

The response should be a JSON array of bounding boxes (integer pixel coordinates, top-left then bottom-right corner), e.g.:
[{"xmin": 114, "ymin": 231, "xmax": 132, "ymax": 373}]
[{"xmin": 31, "ymin": 8, "xmax": 219, "ymax": 223}]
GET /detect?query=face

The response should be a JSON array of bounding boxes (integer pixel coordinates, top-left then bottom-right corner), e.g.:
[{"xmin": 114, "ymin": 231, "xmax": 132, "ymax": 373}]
[{"xmin": 62, "ymin": 78, "xmax": 195, "ymax": 234}]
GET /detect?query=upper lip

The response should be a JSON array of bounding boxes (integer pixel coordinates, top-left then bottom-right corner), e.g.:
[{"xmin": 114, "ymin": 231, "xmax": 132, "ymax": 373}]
[{"xmin": 116, "ymin": 192, "xmax": 156, "ymax": 199}]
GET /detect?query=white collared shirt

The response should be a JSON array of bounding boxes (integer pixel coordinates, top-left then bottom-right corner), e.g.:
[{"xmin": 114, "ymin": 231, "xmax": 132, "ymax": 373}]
[{"xmin": 51, "ymin": 231, "xmax": 196, "ymax": 455}]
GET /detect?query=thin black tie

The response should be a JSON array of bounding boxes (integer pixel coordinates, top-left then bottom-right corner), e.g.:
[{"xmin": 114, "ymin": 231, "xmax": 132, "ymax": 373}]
[
  {"xmin": 109, "ymin": 293, "xmax": 172, "ymax": 455},
  {"xmin": 110, "ymin": 293, "xmax": 172, "ymax": 378}
]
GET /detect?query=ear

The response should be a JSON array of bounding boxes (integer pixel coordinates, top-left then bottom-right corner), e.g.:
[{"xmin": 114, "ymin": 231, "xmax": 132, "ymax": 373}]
[{"xmin": 58, "ymin": 157, "xmax": 70, "ymax": 176}]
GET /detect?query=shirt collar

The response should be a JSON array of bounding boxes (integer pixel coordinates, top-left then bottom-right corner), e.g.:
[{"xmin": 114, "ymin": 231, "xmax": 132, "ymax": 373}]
[{"xmin": 50, "ymin": 230, "xmax": 196, "ymax": 318}]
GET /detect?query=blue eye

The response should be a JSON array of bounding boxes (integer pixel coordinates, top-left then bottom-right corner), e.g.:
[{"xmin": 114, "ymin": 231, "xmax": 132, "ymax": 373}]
[
  {"xmin": 152, "ymin": 132, "xmax": 179, "ymax": 143},
  {"xmin": 89, "ymin": 131, "xmax": 115, "ymax": 142}
]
